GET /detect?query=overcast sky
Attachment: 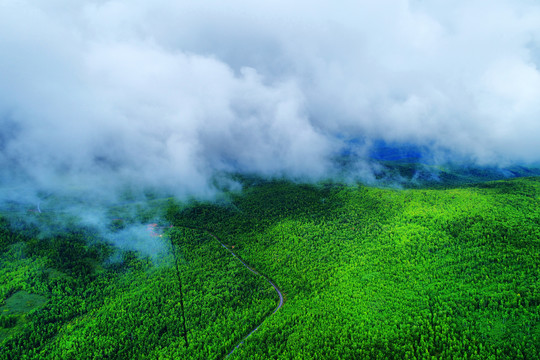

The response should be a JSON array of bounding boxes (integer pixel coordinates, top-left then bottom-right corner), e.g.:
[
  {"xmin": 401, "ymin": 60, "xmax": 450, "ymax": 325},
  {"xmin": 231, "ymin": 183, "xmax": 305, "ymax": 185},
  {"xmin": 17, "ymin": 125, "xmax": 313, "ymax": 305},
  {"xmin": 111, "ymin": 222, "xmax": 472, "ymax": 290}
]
[{"xmin": 1, "ymin": 0, "xmax": 540, "ymax": 199}]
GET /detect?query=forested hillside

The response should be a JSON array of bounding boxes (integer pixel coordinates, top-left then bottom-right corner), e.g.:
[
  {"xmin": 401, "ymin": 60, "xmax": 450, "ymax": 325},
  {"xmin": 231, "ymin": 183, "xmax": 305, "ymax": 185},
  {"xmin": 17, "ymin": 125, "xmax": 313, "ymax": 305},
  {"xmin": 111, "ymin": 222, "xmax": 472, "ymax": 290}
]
[{"xmin": 1, "ymin": 177, "xmax": 539, "ymax": 359}]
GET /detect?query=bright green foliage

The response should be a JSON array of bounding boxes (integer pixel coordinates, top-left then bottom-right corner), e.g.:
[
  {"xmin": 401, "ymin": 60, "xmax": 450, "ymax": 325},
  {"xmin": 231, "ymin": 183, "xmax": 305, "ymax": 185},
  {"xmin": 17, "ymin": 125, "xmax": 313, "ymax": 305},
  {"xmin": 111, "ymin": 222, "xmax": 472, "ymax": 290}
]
[
  {"xmin": 0, "ymin": 223, "xmax": 275, "ymax": 359},
  {"xmin": 168, "ymin": 177, "xmax": 540, "ymax": 359},
  {"xmin": 1, "ymin": 176, "xmax": 539, "ymax": 359}
]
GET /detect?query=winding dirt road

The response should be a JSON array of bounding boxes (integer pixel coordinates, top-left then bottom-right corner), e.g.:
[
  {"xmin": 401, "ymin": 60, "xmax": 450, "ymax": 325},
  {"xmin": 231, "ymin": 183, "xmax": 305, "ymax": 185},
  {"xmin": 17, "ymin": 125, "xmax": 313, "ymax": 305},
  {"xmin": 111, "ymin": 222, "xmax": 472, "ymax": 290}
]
[
  {"xmin": 158, "ymin": 225, "xmax": 284, "ymax": 358},
  {"xmin": 205, "ymin": 232, "xmax": 284, "ymax": 359},
  {"xmin": 20, "ymin": 206, "xmax": 282, "ymax": 358}
]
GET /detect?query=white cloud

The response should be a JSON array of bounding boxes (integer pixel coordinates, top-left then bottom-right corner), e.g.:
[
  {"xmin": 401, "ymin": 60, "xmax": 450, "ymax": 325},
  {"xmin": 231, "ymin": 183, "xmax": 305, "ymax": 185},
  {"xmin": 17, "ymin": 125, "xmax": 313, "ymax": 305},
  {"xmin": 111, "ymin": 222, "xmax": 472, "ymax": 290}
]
[{"xmin": 1, "ymin": 0, "xmax": 540, "ymax": 201}]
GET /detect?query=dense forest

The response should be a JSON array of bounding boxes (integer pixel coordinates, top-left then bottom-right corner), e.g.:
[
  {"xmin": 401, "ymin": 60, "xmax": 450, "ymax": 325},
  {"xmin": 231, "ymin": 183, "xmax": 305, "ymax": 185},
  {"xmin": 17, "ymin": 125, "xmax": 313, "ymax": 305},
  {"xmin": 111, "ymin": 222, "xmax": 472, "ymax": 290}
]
[{"xmin": 0, "ymin": 176, "xmax": 539, "ymax": 359}]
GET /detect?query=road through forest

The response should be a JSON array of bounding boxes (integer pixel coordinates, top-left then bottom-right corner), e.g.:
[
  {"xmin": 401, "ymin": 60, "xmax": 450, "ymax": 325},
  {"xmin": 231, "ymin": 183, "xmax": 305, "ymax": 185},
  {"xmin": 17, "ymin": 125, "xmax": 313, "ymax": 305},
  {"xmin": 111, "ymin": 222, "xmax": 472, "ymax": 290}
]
[
  {"xmin": 21, "ymin": 206, "xmax": 283, "ymax": 360},
  {"xmin": 204, "ymin": 231, "xmax": 284, "ymax": 359}
]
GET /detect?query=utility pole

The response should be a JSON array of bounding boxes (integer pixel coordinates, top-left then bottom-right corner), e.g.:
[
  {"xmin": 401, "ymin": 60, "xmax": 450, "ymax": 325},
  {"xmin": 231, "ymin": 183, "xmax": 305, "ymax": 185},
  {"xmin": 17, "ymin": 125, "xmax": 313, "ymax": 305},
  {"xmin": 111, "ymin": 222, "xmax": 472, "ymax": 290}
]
[{"xmin": 169, "ymin": 235, "xmax": 189, "ymax": 347}]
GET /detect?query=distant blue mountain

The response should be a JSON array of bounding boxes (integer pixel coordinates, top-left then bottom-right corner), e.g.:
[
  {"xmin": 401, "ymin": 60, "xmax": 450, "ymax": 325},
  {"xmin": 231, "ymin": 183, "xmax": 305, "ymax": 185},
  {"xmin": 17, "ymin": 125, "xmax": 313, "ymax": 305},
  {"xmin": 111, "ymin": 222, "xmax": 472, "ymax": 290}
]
[
  {"xmin": 337, "ymin": 138, "xmax": 540, "ymax": 187},
  {"xmin": 340, "ymin": 138, "xmax": 425, "ymax": 162},
  {"xmin": 368, "ymin": 140, "xmax": 424, "ymax": 162}
]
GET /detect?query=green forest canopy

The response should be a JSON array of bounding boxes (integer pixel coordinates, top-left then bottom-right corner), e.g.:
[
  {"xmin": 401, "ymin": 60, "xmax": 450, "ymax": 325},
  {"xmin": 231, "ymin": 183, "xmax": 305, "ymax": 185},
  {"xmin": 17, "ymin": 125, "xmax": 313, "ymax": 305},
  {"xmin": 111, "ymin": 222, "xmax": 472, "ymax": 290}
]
[{"xmin": 0, "ymin": 176, "xmax": 539, "ymax": 359}]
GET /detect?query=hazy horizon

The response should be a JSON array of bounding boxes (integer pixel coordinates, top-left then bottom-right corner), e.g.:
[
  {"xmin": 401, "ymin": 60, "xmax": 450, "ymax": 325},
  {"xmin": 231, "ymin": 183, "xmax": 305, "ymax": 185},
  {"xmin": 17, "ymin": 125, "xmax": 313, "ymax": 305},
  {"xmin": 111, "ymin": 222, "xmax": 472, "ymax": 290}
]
[{"xmin": 2, "ymin": 0, "xmax": 540, "ymax": 202}]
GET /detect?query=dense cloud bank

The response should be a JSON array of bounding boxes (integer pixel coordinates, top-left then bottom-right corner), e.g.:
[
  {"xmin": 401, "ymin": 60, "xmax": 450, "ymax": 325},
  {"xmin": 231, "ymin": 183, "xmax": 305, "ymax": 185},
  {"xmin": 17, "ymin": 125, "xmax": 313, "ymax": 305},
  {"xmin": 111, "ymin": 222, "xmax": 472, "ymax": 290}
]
[{"xmin": 1, "ymin": 0, "xmax": 540, "ymax": 200}]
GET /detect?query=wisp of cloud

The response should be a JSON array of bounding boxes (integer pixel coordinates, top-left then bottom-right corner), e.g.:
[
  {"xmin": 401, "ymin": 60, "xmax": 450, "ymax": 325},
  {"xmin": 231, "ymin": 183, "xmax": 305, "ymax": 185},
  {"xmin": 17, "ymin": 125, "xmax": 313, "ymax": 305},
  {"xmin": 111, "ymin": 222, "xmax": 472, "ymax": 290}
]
[{"xmin": 1, "ymin": 0, "xmax": 540, "ymax": 254}]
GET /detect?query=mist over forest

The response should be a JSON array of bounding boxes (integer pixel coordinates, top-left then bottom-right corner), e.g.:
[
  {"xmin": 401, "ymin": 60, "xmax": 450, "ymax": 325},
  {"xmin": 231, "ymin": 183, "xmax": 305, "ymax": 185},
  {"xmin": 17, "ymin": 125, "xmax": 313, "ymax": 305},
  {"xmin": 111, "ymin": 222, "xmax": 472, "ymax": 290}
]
[
  {"xmin": 1, "ymin": 2, "xmax": 540, "ymax": 359},
  {"xmin": 1, "ymin": 0, "xmax": 540, "ymax": 205}
]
